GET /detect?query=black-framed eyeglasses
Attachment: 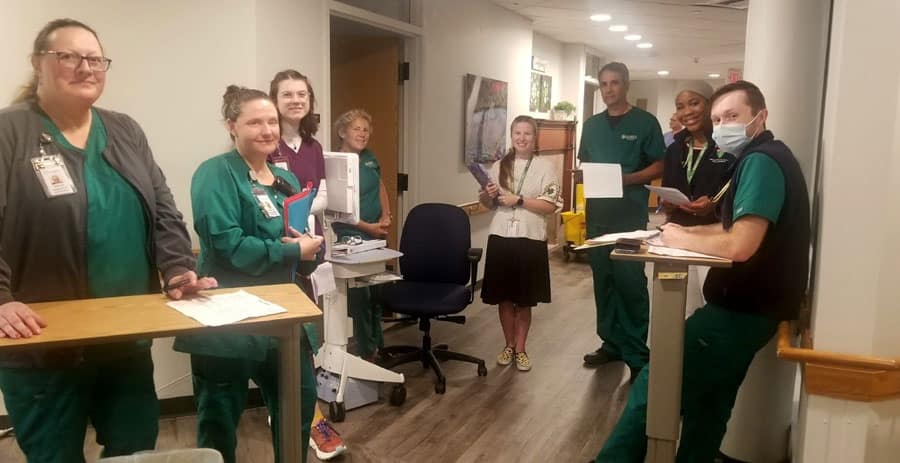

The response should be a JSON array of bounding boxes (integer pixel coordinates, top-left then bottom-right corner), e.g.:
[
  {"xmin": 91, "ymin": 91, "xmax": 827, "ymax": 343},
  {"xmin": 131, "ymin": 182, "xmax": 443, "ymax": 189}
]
[{"xmin": 39, "ymin": 50, "xmax": 112, "ymax": 72}]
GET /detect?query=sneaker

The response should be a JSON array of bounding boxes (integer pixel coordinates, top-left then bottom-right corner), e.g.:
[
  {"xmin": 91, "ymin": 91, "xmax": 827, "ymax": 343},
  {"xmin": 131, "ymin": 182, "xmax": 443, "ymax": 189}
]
[
  {"xmin": 309, "ymin": 418, "xmax": 347, "ymax": 460},
  {"xmin": 515, "ymin": 352, "xmax": 532, "ymax": 371},
  {"xmin": 497, "ymin": 346, "xmax": 514, "ymax": 366},
  {"xmin": 583, "ymin": 347, "xmax": 621, "ymax": 367}
]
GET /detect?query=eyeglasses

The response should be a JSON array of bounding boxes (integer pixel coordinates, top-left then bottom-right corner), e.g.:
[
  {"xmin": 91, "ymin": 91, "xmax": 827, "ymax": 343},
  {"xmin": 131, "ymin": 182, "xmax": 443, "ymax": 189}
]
[{"xmin": 39, "ymin": 51, "xmax": 112, "ymax": 72}]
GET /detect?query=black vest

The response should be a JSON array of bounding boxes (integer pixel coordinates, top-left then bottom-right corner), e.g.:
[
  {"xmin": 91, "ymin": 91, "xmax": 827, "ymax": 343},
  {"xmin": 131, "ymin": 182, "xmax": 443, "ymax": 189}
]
[{"xmin": 703, "ymin": 131, "xmax": 811, "ymax": 320}]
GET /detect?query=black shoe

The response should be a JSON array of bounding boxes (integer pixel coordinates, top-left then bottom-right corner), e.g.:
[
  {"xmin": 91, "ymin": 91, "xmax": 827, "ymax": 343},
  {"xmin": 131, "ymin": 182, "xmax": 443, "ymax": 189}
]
[{"xmin": 583, "ymin": 348, "xmax": 621, "ymax": 367}]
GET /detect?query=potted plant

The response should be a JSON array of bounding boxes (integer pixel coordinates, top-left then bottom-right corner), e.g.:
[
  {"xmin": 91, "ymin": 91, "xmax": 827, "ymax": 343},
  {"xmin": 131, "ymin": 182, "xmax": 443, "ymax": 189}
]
[{"xmin": 551, "ymin": 101, "xmax": 576, "ymax": 120}]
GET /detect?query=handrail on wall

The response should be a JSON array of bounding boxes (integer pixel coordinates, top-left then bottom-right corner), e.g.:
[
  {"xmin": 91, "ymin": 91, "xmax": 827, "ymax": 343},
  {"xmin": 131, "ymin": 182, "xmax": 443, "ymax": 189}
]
[{"xmin": 776, "ymin": 321, "xmax": 900, "ymax": 370}]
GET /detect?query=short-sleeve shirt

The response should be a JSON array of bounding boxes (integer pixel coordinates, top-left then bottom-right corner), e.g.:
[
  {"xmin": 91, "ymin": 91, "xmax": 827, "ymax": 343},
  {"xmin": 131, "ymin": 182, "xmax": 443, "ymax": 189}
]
[
  {"xmin": 333, "ymin": 148, "xmax": 382, "ymax": 240},
  {"xmin": 732, "ymin": 152, "xmax": 785, "ymax": 224},
  {"xmin": 578, "ymin": 107, "xmax": 665, "ymax": 231},
  {"xmin": 487, "ymin": 155, "xmax": 562, "ymax": 241}
]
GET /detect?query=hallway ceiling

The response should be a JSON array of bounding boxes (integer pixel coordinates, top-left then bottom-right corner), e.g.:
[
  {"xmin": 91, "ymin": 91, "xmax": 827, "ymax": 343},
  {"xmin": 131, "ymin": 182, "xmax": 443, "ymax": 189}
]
[{"xmin": 492, "ymin": 0, "xmax": 747, "ymax": 80}]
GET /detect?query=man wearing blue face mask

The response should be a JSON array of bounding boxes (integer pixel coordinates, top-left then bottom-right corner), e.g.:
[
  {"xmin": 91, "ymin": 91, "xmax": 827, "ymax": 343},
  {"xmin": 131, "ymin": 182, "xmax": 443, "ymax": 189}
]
[{"xmin": 594, "ymin": 80, "xmax": 810, "ymax": 462}]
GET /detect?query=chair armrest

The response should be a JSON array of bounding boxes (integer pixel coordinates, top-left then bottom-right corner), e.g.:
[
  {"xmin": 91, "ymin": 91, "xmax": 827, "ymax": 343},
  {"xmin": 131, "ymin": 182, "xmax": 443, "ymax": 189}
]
[{"xmin": 467, "ymin": 247, "xmax": 483, "ymax": 303}]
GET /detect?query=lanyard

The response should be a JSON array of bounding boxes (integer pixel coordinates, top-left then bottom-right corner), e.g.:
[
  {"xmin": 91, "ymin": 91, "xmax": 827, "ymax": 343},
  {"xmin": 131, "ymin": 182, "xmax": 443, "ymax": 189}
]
[
  {"xmin": 683, "ymin": 138, "xmax": 708, "ymax": 184},
  {"xmin": 514, "ymin": 157, "xmax": 533, "ymax": 195}
]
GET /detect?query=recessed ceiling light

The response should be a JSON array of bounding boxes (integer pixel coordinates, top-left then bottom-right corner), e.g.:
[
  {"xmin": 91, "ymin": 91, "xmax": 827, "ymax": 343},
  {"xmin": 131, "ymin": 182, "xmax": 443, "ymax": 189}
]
[
  {"xmin": 609, "ymin": 25, "xmax": 628, "ymax": 32},
  {"xmin": 590, "ymin": 14, "xmax": 612, "ymax": 22},
  {"xmin": 708, "ymin": 73, "xmax": 721, "ymax": 78},
  {"xmin": 657, "ymin": 70, "xmax": 670, "ymax": 76},
  {"xmin": 637, "ymin": 42, "xmax": 653, "ymax": 49},
  {"xmin": 624, "ymin": 34, "xmax": 642, "ymax": 41}
]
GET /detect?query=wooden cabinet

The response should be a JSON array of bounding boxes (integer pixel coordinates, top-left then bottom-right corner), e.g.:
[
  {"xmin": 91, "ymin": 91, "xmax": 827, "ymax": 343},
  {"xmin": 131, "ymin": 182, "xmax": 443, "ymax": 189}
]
[{"xmin": 534, "ymin": 119, "xmax": 577, "ymax": 246}]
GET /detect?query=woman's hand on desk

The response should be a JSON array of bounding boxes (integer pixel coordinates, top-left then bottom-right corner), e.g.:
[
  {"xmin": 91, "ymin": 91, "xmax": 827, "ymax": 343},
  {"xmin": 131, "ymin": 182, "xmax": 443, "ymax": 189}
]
[
  {"xmin": 0, "ymin": 301, "xmax": 46, "ymax": 339},
  {"xmin": 283, "ymin": 227, "xmax": 325, "ymax": 261},
  {"xmin": 165, "ymin": 271, "xmax": 219, "ymax": 300}
]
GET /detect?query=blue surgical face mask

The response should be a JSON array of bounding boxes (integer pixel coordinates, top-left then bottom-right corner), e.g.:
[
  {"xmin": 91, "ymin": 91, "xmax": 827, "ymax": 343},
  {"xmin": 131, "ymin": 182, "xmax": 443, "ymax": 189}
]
[{"xmin": 712, "ymin": 112, "xmax": 761, "ymax": 155}]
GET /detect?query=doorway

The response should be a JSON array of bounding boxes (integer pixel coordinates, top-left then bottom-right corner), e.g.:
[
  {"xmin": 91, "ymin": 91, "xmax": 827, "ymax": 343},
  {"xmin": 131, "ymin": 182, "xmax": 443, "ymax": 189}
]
[{"xmin": 330, "ymin": 16, "xmax": 405, "ymax": 248}]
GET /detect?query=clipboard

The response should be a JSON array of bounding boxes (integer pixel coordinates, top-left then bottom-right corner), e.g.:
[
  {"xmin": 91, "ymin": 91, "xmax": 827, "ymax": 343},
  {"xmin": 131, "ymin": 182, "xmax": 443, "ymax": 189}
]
[
  {"xmin": 283, "ymin": 182, "xmax": 316, "ymax": 234},
  {"xmin": 466, "ymin": 162, "xmax": 494, "ymax": 189}
]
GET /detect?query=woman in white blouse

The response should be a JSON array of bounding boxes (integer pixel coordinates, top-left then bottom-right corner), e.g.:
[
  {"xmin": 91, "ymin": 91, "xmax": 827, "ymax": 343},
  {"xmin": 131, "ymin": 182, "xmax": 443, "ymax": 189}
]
[{"xmin": 478, "ymin": 115, "xmax": 562, "ymax": 371}]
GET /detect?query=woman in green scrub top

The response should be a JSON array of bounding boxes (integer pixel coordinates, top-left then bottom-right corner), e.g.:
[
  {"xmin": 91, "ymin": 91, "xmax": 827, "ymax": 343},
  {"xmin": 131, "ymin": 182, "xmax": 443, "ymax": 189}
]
[
  {"xmin": 0, "ymin": 19, "xmax": 216, "ymax": 463},
  {"xmin": 173, "ymin": 86, "xmax": 323, "ymax": 463},
  {"xmin": 332, "ymin": 109, "xmax": 391, "ymax": 360}
]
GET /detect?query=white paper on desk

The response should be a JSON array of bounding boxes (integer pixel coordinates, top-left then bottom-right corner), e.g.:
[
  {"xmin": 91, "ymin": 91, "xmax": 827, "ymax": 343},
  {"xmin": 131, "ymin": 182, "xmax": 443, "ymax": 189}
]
[
  {"xmin": 645, "ymin": 185, "xmax": 691, "ymax": 206},
  {"xmin": 310, "ymin": 262, "xmax": 337, "ymax": 299},
  {"xmin": 574, "ymin": 229, "xmax": 660, "ymax": 250},
  {"xmin": 648, "ymin": 245, "xmax": 724, "ymax": 260},
  {"xmin": 167, "ymin": 290, "xmax": 286, "ymax": 327},
  {"xmin": 581, "ymin": 163, "xmax": 623, "ymax": 198}
]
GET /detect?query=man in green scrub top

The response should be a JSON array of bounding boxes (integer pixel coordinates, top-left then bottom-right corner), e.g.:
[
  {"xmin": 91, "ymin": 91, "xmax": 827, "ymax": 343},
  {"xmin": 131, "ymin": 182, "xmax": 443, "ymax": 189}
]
[
  {"xmin": 579, "ymin": 62, "xmax": 665, "ymax": 379},
  {"xmin": 595, "ymin": 80, "xmax": 810, "ymax": 461}
]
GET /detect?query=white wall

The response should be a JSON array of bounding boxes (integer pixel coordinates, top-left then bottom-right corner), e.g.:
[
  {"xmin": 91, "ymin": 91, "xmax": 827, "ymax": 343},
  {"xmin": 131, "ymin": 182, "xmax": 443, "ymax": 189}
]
[
  {"xmin": 0, "ymin": 0, "xmax": 328, "ymax": 413},
  {"xmin": 530, "ymin": 32, "xmax": 563, "ymax": 118},
  {"xmin": 796, "ymin": 0, "xmax": 900, "ymax": 461},
  {"xmin": 416, "ymin": 0, "xmax": 533, "ymax": 270}
]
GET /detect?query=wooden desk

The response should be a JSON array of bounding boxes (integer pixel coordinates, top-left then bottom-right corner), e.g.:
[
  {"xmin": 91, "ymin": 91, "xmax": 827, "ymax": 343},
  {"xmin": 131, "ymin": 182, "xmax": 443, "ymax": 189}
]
[
  {"xmin": 0, "ymin": 284, "xmax": 321, "ymax": 462},
  {"xmin": 610, "ymin": 249, "xmax": 731, "ymax": 463}
]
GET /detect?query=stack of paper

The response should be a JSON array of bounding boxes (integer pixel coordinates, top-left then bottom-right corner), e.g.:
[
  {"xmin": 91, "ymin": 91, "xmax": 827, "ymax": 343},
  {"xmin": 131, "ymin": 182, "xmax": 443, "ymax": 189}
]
[
  {"xmin": 575, "ymin": 229, "xmax": 660, "ymax": 250},
  {"xmin": 332, "ymin": 239, "xmax": 387, "ymax": 256},
  {"xmin": 167, "ymin": 290, "xmax": 287, "ymax": 327},
  {"xmin": 647, "ymin": 245, "xmax": 726, "ymax": 260}
]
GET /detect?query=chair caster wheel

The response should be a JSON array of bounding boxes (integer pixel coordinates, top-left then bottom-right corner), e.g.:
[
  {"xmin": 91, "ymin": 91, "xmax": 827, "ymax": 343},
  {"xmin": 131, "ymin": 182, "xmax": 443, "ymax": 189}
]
[
  {"xmin": 477, "ymin": 363, "xmax": 488, "ymax": 376},
  {"xmin": 329, "ymin": 401, "xmax": 346, "ymax": 422},
  {"xmin": 390, "ymin": 384, "xmax": 406, "ymax": 406},
  {"xmin": 434, "ymin": 379, "xmax": 446, "ymax": 394}
]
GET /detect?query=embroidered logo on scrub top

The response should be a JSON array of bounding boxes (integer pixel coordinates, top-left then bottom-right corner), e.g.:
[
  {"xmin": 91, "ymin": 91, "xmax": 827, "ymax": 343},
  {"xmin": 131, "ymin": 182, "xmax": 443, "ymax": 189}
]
[
  {"xmin": 364, "ymin": 161, "xmax": 378, "ymax": 168},
  {"xmin": 620, "ymin": 134, "xmax": 638, "ymax": 141}
]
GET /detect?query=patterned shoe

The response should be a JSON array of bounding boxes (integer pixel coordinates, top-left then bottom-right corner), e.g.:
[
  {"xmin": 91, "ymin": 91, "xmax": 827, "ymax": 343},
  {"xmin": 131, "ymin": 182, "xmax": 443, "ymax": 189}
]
[
  {"xmin": 309, "ymin": 418, "xmax": 348, "ymax": 460},
  {"xmin": 515, "ymin": 352, "xmax": 532, "ymax": 371},
  {"xmin": 497, "ymin": 346, "xmax": 515, "ymax": 366}
]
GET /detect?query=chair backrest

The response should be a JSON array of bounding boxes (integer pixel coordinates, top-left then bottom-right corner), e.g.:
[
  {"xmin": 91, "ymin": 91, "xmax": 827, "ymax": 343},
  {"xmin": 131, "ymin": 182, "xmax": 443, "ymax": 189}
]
[{"xmin": 398, "ymin": 203, "xmax": 471, "ymax": 285}]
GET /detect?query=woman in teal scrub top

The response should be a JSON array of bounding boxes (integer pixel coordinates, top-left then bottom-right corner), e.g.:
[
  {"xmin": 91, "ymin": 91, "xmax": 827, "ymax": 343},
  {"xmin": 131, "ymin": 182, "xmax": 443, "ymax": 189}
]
[
  {"xmin": 173, "ymin": 85, "xmax": 323, "ymax": 463},
  {"xmin": 332, "ymin": 109, "xmax": 391, "ymax": 360}
]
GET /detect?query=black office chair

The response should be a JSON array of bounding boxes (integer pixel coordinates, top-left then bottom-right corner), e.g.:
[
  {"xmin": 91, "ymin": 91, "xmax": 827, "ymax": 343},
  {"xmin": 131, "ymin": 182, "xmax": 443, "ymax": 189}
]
[{"xmin": 378, "ymin": 203, "xmax": 487, "ymax": 394}]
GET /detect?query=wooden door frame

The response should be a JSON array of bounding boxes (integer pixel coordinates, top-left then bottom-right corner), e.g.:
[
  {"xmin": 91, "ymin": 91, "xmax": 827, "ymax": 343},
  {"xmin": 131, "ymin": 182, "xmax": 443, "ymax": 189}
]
[{"xmin": 324, "ymin": 1, "xmax": 424, "ymax": 240}]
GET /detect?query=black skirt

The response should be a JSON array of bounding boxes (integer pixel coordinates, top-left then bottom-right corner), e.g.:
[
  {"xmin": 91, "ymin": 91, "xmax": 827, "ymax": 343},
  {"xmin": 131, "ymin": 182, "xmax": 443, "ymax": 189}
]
[{"xmin": 481, "ymin": 234, "xmax": 551, "ymax": 307}]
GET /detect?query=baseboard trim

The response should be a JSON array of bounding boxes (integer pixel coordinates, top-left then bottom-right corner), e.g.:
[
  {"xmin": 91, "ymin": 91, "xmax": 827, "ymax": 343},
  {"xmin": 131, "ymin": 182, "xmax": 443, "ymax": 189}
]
[{"xmin": 0, "ymin": 390, "xmax": 265, "ymax": 430}]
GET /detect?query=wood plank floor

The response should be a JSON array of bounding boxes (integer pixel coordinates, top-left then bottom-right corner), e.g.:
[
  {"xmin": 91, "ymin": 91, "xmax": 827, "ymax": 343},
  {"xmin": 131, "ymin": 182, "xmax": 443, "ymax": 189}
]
[{"xmin": 0, "ymin": 255, "xmax": 635, "ymax": 463}]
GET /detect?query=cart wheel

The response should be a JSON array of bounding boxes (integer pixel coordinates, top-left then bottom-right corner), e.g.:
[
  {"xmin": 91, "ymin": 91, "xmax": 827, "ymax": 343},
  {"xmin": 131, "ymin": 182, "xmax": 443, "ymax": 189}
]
[
  {"xmin": 389, "ymin": 384, "xmax": 407, "ymax": 406},
  {"xmin": 329, "ymin": 401, "xmax": 346, "ymax": 422}
]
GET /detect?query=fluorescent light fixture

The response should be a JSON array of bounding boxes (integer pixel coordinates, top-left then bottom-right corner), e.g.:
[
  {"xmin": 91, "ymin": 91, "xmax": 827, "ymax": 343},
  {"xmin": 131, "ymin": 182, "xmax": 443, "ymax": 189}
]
[
  {"xmin": 624, "ymin": 34, "xmax": 642, "ymax": 41},
  {"xmin": 657, "ymin": 70, "xmax": 670, "ymax": 76},
  {"xmin": 637, "ymin": 42, "xmax": 653, "ymax": 49},
  {"xmin": 590, "ymin": 14, "xmax": 612, "ymax": 22},
  {"xmin": 609, "ymin": 25, "xmax": 628, "ymax": 32},
  {"xmin": 708, "ymin": 73, "xmax": 721, "ymax": 78}
]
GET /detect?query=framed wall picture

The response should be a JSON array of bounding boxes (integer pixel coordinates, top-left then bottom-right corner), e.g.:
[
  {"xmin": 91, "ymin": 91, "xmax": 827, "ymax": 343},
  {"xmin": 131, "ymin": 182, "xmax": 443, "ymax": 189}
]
[{"xmin": 464, "ymin": 73, "xmax": 508, "ymax": 164}]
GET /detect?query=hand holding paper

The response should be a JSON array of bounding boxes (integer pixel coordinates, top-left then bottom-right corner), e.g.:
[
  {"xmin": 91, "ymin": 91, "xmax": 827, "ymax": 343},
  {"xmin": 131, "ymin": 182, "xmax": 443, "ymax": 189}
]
[{"xmin": 581, "ymin": 163, "xmax": 623, "ymax": 198}]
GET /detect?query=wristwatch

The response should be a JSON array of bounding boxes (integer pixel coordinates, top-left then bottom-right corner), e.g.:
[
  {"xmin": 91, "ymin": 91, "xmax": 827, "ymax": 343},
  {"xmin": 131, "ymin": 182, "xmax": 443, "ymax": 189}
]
[{"xmin": 516, "ymin": 195, "xmax": 524, "ymax": 207}]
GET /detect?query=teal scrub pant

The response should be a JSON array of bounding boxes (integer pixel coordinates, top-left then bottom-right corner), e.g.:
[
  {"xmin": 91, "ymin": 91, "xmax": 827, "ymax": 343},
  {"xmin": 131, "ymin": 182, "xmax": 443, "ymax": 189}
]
[
  {"xmin": 588, "ymin": 244, "xmax": 650, "ymax": 371},
  {"xmin": 595, "ymin": 304, "xmax": 779, "ymax": 462},
  {"xmin": 190, "ymin": 345, "xmax": 316, "ymax": 463},
  {"xmin": 349, "ymin": 286, "xmax": 383, "ymax": 359},
  {"xmin": 0, "ymin": 347, "xmax": 158, "ymax": 463}
]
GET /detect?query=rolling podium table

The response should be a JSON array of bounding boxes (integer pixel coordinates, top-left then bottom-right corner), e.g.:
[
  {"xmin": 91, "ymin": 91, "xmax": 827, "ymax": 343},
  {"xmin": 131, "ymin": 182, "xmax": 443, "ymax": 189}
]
[
  {"xmin": 610, "ymin": 248, "xmax": 731, "ymax": 463},
  {"xmin": 0, "ymin": 284, "xmax": 321, "ymax": 463},
  {"xmin": 317, "ymin": 246, "xmax": 406, "ymax": 422}
]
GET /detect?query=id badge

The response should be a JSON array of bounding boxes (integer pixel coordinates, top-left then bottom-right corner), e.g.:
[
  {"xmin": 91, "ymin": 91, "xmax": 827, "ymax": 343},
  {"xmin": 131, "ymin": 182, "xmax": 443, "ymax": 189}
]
[
  {"xmin": 253, "ymin": 187, "xmax": 281, "ymax": 219},
  {"xmin": 31, "ymin": 154, "xmax": 77, "ymax": 198},
  {"xmin": 506, "ymin": 218, "xmax": 522, "ymax": 237},
  {"xmin": 270, "ymin": 155, "xmax": 289, "ymax": 171}
]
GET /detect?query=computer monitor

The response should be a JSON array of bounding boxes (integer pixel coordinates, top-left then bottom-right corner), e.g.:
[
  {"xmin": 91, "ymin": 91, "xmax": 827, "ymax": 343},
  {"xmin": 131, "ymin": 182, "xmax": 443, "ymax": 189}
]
[{"xmin": 323, "ymin": 151, "xmax": 360, "ymax": 225}]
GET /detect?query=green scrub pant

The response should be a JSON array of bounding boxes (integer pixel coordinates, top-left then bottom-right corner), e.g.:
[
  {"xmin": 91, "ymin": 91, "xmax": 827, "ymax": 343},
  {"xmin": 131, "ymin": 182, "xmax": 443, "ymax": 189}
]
[
  {"xmin": 595, "ymin": 304, "xmax": 779, "ymax": 463},
  {"xmin": 190, "ymin": 345, "xmax": 316, "ymax": 463},
  {"xmin": 588, "ymin": 244, "xmax": 650, "ymax": 370},
  {"xmin": 0, "ymin": 347, "xmax": 158, "ymax": 463},
  {"xmin": 349, "ymin": 286, "xmax": 383, "ymax": 359}
]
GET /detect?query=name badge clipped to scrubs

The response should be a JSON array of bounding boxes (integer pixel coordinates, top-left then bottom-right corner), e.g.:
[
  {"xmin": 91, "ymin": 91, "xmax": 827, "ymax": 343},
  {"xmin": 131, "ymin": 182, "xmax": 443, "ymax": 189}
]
[
  {"xmin": 253, "ymin": 187, "xmax": 281, "ymax": 219},
  {"xmin": 32, "ymin": 133, "xmax": 77, "ymax": 198},
  {"xmin": 506, "ymin": 218, "xmax": 522, "ymax": 238},
  {"xmin": 270, "ymin": 154, "xmax": 289, "ymax": 172}
]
